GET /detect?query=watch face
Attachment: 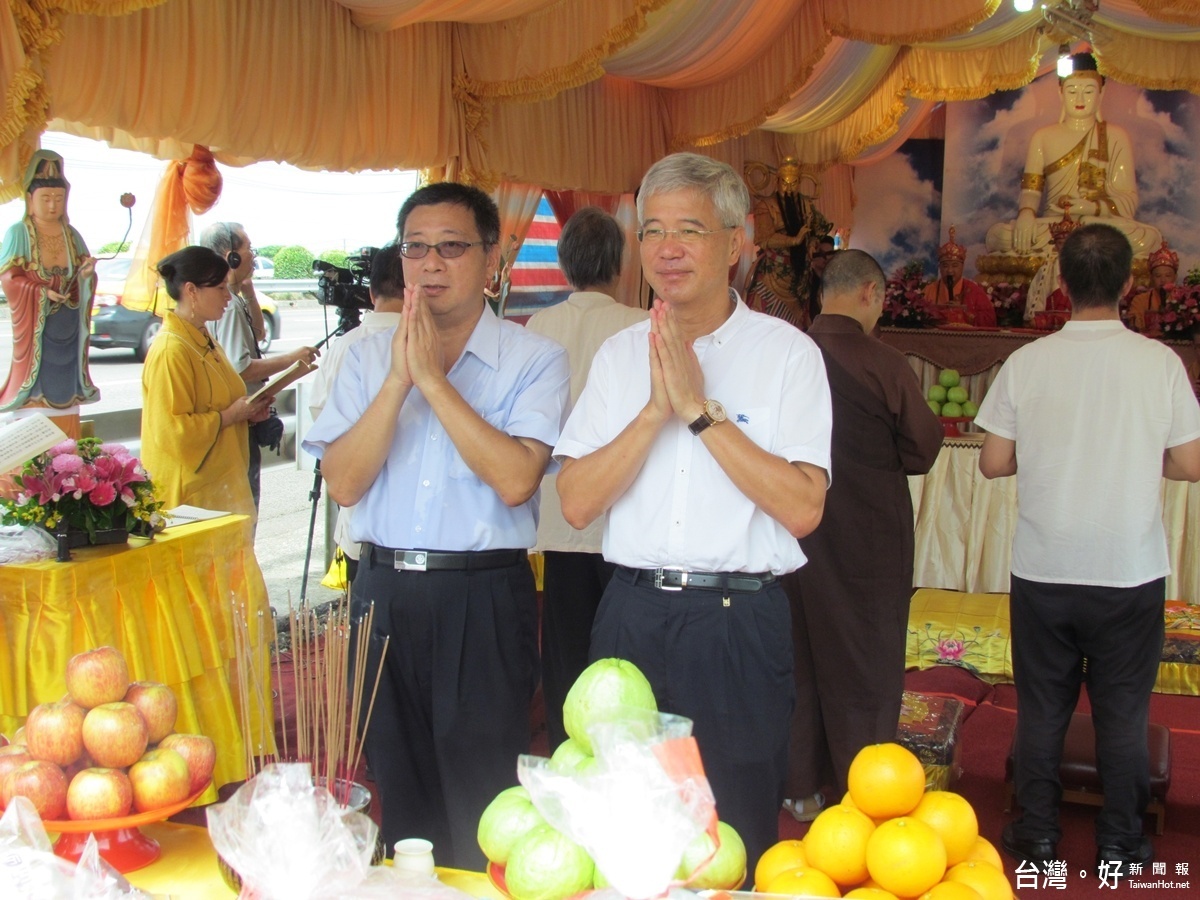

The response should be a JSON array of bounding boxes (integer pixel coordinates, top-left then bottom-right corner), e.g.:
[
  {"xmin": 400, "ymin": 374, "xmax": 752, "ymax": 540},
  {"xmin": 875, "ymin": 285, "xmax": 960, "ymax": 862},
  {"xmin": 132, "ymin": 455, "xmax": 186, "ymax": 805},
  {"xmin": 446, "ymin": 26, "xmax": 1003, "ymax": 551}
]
[{"xmin": 705, "ymin": 400, "xmax": 727, "ymax": 423}]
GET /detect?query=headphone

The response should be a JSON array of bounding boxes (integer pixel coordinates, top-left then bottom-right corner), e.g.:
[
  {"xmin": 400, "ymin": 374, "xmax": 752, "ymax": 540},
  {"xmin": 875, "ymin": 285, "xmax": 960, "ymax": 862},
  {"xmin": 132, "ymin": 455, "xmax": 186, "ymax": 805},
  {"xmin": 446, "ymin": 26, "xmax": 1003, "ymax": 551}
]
[{"xmin": 224, "ymin": 223, "xmax": 242, "ymax": 270}]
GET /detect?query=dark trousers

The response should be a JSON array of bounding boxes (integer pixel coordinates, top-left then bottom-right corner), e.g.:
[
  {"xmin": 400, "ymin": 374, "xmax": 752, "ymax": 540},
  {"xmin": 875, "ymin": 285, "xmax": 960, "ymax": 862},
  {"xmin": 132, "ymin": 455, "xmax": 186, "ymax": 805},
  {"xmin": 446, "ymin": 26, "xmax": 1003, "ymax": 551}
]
[
  {"xmin": 351, "ymin": 556, "xmax": 539, "ymax": 869},
  {"xmin": 248, "ymin": 437, "xmax": 261, "ymax": 510},
  {"xmin": 590, "ymin": 567, "xmax": 794, "ymax": 876},
  {"xmin": 782, "ymin": 568, "xmax": 908, "ymax": 798},
  {"xmin": 540, "ymin": 550, "xmax": 616, "ymax": 750},
  {"xmin": 1009, "ymin": 574, "xmax": 1165, "ymax": 847}
]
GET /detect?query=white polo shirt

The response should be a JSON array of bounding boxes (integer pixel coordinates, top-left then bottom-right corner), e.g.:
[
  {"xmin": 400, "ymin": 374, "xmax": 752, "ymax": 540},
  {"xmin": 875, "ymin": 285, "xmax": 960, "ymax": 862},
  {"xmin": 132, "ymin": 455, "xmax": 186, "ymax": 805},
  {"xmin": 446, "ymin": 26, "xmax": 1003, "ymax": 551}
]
[
  {"xmin": 976, "ymin": 320, "xmax": 1200, "ymax": 587},
  {"xmin": 554, "ymin": 295, "xmax": 832, "ymax": 576}
]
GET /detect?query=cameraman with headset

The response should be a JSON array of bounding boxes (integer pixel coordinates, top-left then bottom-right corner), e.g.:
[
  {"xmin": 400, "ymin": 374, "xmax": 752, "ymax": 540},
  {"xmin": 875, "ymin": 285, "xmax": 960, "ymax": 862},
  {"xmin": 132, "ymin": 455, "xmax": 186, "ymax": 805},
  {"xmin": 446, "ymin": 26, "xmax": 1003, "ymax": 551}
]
[
  {"xmin": 201, "ymin": 222, "xmax": 320, "ymax": 511},
  {"xmin": 307, "ymin": 242, "xmax": 405, "ymax": 584}
]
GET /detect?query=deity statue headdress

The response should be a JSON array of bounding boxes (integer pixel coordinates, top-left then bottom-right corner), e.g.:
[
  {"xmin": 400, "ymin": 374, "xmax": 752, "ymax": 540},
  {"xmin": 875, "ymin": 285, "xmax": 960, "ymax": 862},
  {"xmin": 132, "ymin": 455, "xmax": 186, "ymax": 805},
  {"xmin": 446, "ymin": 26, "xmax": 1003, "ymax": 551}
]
[
  {"xmin": 22, "ymin": 149, "xmax": 69, "ymax": 192},
  {"xmin": 937, "ymin": 226, "xmax": 967, "ymax": 264},
  {"xmin": 1148, "ymin": 239, "xmax": 1179, "ymax": 273}
]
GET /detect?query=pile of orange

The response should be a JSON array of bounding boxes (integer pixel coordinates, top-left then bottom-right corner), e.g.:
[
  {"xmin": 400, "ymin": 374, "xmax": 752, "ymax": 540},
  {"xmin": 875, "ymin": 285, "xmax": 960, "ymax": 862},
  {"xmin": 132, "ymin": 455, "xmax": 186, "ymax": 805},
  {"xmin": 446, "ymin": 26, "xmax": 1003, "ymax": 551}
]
[{"xmin": 754, "ymin": 742, "xmax": 1014, "ymax": 899}]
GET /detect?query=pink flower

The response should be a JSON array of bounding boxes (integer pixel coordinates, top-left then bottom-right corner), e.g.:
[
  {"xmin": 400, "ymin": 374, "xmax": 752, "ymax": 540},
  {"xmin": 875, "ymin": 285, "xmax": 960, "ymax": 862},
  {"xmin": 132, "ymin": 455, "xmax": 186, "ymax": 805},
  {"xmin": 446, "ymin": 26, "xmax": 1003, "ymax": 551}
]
[
  {"xmin": 936, "ymin": 638, "xmax": 966, "ymax": 661},
  {"xmin": 89, "ymin": 481, "xmax": 117, "ymax": 506},
  {"xmin": 47, "ymin": 440, "xmax": 78, "ymax": 457},
  {"xmin": 100, "ymin": 442, "xmax": 132, "ymax": 460},
  {"xmin": 51, "ymin": 454, "xmax": 84, "ymax": 475}
]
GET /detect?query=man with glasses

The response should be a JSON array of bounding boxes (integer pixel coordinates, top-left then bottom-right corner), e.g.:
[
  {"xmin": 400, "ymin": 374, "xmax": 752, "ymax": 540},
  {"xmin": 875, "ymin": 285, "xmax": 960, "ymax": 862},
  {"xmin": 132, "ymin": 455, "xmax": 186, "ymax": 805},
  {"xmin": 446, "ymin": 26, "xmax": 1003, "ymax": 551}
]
[
  {"xmin": 555, "ymin": 153, "xmax": 832, "ymax": 872},
  {"xmin": 201, "ymin": 222, "xmax": 319, "ymax": 509},
  {"xmin": 303, "ymin": 183, "xmax": 569, "ymax": 868}
]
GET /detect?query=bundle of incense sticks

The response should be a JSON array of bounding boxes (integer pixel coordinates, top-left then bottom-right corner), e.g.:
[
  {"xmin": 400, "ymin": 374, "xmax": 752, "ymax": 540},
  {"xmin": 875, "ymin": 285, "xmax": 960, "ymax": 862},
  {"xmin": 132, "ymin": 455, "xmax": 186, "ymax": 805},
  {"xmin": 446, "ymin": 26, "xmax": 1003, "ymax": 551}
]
[
  {"xmin": 231, "ymin": 598, "xmax": 276, "ymax": 780},
  {"xmin": 276, "ymin": 597, "xmax": 388, "ymax": 807}
]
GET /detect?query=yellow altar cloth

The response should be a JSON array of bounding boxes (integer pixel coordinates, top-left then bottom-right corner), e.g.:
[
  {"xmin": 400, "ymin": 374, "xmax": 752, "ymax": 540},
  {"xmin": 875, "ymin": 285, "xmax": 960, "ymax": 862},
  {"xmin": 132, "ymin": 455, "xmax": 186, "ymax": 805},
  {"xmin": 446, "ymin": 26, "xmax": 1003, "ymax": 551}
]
[
  {"xmin": 125, "ymin": 822, "xmax": 506, "ymax": 898},
  {"xmin": 0, "ymin": 516, "xmax": 276, "ymax": 801}
]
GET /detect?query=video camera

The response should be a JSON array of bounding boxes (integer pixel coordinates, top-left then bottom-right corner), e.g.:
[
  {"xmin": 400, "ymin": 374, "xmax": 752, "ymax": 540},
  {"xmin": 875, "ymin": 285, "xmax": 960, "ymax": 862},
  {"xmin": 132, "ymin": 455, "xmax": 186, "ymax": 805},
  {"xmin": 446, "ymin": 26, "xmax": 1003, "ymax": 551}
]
[{"xmin": 312, "ymin": 247, "xmax": 377, "ymax": 312}]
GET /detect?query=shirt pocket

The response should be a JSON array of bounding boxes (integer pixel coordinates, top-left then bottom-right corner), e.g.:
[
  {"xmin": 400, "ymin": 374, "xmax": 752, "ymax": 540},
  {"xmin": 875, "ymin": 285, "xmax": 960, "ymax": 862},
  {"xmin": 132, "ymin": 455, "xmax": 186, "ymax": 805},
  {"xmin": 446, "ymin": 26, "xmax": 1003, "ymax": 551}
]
[
  {"xmin": 730, "ymin": 406, "xmax": 773, "ymax": 451},
  {"xmin": 448, "ymin": 408, "xmax": 509, "ymax": 480}
]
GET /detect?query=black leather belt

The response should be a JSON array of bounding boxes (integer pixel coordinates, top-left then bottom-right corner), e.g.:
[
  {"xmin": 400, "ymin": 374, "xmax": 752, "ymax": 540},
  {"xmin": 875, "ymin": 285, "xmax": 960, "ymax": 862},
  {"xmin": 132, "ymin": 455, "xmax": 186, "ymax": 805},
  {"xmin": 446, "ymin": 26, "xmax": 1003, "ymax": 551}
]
[
  {"xmin": 625, "ymin": 566, "xmax": 775, "ymax": 593},
  {"xmin": 363, "ymin": 545, "xmax": 525, "ymax": 572}
]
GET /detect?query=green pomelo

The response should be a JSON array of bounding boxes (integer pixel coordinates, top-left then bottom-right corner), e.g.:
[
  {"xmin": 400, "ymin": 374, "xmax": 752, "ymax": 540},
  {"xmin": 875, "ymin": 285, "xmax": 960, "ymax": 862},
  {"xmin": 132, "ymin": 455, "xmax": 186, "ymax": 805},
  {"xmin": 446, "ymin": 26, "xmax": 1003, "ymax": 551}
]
[
  {"xmin": 961, "ymin": 400, "xmax": 979, "ymax": 418},
  {"xmin": 940, "ymin": 401, "xmax": 963, "ymax": 418},
  {"xmin": 676, "ymin": 820, "xmax": 747, "ymax": 890},
  {"xmin": 477, "ymin": 785, "xmax": 546, "ymax": 865},
  {"xmin": 938, "ymin": 368, "xmax": 961, "ymax": 389},
  {"xmin": 926, "ymin": 400, "xmax": 942, "ymax": 416},
  {"xmin": 946, "ymin": 386, "xmax": 969, "ymax": 405},
  {"xmin": 593, "ymin": 866, "xmax": 610, "ymax": 889},
  {"xmin": 926, "ymin": 385, "xmax": 947, "ymax": 403},
  {"xmin": 562, "ymin": 658, "xmax": 657, "ymax": 755},
  {"xmin": 505, "ymin": 824, "xmax": 595, "ymax": 900},
  {"xmin": 548, "ymin": 738, "xmax": 592, "ymax": 775}
]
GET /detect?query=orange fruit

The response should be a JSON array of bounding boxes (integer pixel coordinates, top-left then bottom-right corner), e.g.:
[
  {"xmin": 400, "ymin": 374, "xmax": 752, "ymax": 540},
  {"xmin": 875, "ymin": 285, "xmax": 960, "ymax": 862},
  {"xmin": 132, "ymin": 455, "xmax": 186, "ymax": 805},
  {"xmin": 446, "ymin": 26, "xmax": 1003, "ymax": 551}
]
[
  {"xmin": 763, "ymin": 866, "xmax": 842, "ymax": 898},
  {"xmin": 846, "ymin": 888, "xmax": 901, "ymax": 899},
  {"xmin": 921, "ymin": 882, "xmax": 984, "ymax": 900},
  {"xmin": 754, "ymin": 839, "xmax": 808, "ymax": 891},
  {"xmin": 803, "ymin": 804, "xmax": 876, "ymax": 886},
  {"xmin": 866, "ymin": 816, "xmax": 948, "ymax": 898},
  {"xmin": 909, "ymin": 791, "xmax": 979, "ymax": 865},
  {"xmin": 944, "ymin": 860, "xmax": 1014, "ymax": 900},
  {"xmin": 848, "ymin": 742, "xmax": 928, "ymax": 819},
  {"xmin": 963, "ymin": 836, "xmax": 1003, "ymax": 871}
]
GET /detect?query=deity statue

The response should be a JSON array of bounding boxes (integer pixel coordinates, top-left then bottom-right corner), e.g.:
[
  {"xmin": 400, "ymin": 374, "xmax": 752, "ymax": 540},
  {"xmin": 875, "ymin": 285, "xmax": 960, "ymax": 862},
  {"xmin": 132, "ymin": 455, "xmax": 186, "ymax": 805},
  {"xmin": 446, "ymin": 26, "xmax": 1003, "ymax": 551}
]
[
  {"xmin": 985, "ymin": 53, "xmax": 1160, "ymax": 259},
  {"xmin": 0, "ymin": 150, "xmax": 98, "ymax": 436},
  {"xmin": 744, "ymin": 156, "xmax": 832, "ymax": 329},
  {"xmin": 1024, "ymin": 203, "xmax": 1079, "ymax": 324},
  {"xmin": 1127, "ymin": 239, "xmax": 1179, "ymax": 333},
  {"xmin": 922, "ymin": 227, "xmax": 996, "ymax": 327}
]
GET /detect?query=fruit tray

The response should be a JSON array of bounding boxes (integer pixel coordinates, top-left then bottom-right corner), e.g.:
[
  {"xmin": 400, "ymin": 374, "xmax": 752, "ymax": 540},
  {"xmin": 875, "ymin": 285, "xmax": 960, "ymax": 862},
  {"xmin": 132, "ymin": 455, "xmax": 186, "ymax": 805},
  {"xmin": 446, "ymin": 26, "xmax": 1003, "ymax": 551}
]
[{"xmin": 43, "ymin": 780, "xmax": 211, "ymax": 873}]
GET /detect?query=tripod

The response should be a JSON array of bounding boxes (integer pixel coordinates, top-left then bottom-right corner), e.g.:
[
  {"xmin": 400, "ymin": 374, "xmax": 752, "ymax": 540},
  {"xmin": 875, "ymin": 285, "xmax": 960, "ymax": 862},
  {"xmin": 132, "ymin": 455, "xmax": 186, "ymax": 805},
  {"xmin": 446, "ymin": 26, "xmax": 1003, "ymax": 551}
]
[{"xmin": 298, "ymin": 460, "xmax": 325, "ymax": 606}]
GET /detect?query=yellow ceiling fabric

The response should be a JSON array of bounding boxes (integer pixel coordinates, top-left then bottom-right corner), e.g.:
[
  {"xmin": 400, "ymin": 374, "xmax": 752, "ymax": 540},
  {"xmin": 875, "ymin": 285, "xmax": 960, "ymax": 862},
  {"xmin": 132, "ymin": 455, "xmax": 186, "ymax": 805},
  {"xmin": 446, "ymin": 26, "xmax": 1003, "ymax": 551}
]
[{"xmin": 3, "ymin": 0, "xmax": 1200, "ymax": 202}]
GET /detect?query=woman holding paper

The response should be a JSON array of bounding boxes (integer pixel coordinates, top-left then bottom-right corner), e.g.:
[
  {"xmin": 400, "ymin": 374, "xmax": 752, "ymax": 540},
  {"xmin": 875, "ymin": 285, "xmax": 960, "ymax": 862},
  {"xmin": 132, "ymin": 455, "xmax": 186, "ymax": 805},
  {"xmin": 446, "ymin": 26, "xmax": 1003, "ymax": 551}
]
[{"xmin": 140, "ymin": 246, "xmax": 271, "ymax": 520}]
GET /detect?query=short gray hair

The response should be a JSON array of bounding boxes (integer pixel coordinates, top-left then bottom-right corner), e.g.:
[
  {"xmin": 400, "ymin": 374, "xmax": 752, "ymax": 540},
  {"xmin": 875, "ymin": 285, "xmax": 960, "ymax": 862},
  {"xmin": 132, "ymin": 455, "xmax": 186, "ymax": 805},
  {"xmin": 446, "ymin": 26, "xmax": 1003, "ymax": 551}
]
[
  {"xmin": 637, "ymin": 153, "xmax": 750, "ymax": 230},
  {"xmin": 821, "ymin": 249, "xmax": 884, "ymax": 301},
  {"xmin": 198, "ymin": 222, "xmax": 246, "ymax": 256},
  {"xmin": 558, "ymin": 207, "xmax": 624, "ymax": 289}
]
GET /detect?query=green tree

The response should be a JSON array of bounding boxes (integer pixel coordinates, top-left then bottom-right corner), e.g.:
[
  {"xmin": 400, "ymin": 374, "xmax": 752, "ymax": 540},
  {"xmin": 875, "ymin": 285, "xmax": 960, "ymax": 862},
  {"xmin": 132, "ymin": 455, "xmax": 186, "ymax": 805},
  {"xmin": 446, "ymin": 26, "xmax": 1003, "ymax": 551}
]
[
  {"xmin": 256, "ymin": 244, "xmax": 283, "ymax": 260},
  {"xmin": 273, "ymin": 245, "xmax": 315, "ymax": 279},
  {"xmin": 317, "ymin": 250, "xmax": 349, "ymax": 268},
  {"xmin": 97, "ymin": 241, "xmax": 130, "ymax": 254}
]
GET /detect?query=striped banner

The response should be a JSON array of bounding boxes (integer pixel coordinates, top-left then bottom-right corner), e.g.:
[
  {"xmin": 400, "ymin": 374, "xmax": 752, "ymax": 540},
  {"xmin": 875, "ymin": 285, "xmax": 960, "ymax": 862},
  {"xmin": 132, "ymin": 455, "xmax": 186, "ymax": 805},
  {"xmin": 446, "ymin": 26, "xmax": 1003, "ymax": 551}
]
[{"xmin": 506, "ymin": 196, "xmax": 570, "ymax": 315}]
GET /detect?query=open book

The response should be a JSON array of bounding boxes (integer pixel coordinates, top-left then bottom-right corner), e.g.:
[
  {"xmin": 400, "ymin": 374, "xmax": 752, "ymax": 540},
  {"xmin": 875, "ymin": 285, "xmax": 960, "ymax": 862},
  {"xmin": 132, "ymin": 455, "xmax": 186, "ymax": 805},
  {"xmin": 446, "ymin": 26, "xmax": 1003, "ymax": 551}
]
[
  {"xmin": 248, "ymin": 359, "xmax": 317, "ymax": 403},
  {"xmin": 0, "ymin": 414, "xmax": 69, "ymax": 474}
]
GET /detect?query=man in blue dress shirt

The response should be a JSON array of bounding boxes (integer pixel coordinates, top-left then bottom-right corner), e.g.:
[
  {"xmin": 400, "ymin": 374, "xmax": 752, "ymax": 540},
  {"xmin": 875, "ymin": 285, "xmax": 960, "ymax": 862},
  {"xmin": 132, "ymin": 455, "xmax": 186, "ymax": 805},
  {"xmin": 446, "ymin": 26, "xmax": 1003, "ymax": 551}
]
[{"xmin": 303, "ymin": 182, "xmax": 569, "ymax": 868}]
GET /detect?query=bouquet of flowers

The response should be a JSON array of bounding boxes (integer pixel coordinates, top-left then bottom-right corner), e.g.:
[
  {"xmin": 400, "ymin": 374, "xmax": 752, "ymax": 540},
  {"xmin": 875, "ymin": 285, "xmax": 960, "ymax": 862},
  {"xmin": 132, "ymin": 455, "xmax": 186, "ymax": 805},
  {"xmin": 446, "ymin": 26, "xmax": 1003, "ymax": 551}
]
[
  {"xmin": 985, "ymin": 281, "xmax": 1028, "ymax": 328},
  {"xmin": 881, "ymin": 261, "xmax": 937, "ymax": 329},
  {"xmin": 1159, "ymin": 282, "xmax": 1200, "ymax": 336},
  {"xmin": 0, "ymin": 438, "xmax": 164, "ymax": 541}
]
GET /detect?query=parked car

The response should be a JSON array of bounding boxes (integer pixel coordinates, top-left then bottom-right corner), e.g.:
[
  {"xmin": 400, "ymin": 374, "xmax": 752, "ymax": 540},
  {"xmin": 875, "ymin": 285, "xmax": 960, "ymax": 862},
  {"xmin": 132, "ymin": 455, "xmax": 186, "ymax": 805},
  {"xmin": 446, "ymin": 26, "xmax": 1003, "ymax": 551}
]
[
  {"xmin": 90, "ymin": 256, "xmax": 280, "ymax": 360},
  {"xmin": 253, "ymin": 256, "xmax": 275, "ymax": 277}
]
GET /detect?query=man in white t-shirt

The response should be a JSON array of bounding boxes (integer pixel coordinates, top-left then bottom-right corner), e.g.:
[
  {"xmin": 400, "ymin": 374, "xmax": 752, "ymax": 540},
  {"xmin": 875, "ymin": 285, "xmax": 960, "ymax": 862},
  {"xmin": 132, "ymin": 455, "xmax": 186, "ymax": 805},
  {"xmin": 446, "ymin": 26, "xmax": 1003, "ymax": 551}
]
[
  {"xmin": 976, "ymin": 223, "xmax": 1200, "ymax": 875},
  {"xmin": 307, "ymin": 243, "xmax": 405, "ymax": 584},
  {"xmin": 554, "ymin": 153, "xmax": 832, "ymax": 872},
  {"xmin": 524, "ymin": 207, "xmax": 646, "ymax": 750}
]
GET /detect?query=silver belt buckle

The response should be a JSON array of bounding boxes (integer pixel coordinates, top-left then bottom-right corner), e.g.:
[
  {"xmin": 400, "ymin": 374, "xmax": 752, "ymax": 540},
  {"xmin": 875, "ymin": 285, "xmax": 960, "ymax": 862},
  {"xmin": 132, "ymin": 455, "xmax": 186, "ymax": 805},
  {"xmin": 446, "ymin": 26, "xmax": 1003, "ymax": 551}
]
[
  {"xmin": 395, "ymin": 550, "xmax": 428, "ymax": 572},
  {"xmin": 654, "ymin": 568, "xmax": 686, "ymax": 591}
]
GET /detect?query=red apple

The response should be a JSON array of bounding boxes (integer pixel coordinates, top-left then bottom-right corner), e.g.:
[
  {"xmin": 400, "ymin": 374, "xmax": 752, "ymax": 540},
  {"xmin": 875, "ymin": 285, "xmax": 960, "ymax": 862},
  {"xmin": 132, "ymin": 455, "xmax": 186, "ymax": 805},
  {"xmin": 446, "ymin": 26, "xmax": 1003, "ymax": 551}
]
[
  {"xmin": 65, "ymin": 646, "xmax": 130, "ymax": 709},
  {"xmin": 25, "ymin": 699, "xmax": 86, "ymax": 767},
  {"xmin": 67, "ymin": 767, "xmax": 133, "ymax": 820},
  {"xmin": 0, "ymin": 746, "xmax": 33, "ymax": 806},
  {"xmin": 158, "ymin": 733, "xmax": 216, "ymax": 794},
  {"xmin": 128, "ymin": 748, "xmax": 191, "ymax": 813},
  {"xmin": 82, "ymin": 702, "xmax": 148, "ymax": 769},
  {"xmin": 1, "ymin": 759, "xmax": 68, "ymax": 820},
  {"xmin": 0, "ymin": 732, "xmax": 7, "ymax": 747},
  {"xmin": 123, "ymin": 681, "xmax": 178, "ymax": 743}
]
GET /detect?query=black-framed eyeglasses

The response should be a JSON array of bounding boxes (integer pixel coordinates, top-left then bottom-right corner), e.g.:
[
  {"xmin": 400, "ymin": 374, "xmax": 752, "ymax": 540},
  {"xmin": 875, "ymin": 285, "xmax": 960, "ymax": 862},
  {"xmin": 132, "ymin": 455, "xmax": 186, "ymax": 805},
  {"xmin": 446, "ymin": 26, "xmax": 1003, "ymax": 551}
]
[
  {"xmin": 399, "ymin": 240, "xmax": 487, "ymax": 260},
  {"xmin": 636, "ymin": 227, "xmax": 734, "ymax": 244}
]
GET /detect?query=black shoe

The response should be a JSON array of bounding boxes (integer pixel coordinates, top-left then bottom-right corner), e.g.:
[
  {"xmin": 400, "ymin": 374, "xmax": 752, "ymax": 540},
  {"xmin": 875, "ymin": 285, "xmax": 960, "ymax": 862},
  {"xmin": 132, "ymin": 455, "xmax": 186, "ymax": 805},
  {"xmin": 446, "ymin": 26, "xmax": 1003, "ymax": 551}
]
[
  {"xmin": 1096, "ymin": 836, "xmax": 1153, "ymax": 874},
  {"xmin": 1002, "ymin": 822, "xmax": 1058, "ymax": 866}
]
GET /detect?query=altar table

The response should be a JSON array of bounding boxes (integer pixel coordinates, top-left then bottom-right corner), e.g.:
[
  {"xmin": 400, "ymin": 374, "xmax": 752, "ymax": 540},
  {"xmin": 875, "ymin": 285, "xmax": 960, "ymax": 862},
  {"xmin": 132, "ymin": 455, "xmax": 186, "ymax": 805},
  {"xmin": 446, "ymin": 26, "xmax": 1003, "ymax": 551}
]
[
  {"xmin": 0, "ymin": 516, "xmax": 276, "ymax": 802},
  {"xmin": 908, "ymin": 436, "xmax": 1200, "ymax": 604}
]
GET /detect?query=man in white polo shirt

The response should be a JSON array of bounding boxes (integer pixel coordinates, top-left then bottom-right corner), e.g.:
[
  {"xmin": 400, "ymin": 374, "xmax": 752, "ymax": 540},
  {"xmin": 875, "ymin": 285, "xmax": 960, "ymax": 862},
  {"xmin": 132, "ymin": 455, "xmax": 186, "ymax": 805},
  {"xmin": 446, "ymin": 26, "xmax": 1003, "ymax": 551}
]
[
  {"xmin": 554, "ymin": 152, "xmax": 832, "ymax": 872},
  {"xmin": 976, "ymin": 223, "xmax": 1200, "ymax": 875}
]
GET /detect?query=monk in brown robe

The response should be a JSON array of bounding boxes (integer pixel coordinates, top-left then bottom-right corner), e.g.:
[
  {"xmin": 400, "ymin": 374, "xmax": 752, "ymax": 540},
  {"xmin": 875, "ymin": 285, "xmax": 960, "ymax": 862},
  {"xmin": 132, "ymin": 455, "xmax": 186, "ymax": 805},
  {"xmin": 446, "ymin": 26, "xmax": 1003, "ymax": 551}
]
[{"xmin": 782, "ymin": 250, "xmax": 944, "ymax": 819}]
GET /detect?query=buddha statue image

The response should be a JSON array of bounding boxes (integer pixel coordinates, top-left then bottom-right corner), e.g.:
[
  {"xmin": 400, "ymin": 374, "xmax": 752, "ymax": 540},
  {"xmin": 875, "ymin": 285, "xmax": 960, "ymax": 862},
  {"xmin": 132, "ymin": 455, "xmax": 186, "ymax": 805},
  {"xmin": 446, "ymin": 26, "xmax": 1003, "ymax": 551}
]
[
  {"xmin": 0, "ymin": 150, "xmax": 98, "ymax": 436},
  {"xmin": 985, "ymin": 53, "xmax": 1161, "ymax": 260}
]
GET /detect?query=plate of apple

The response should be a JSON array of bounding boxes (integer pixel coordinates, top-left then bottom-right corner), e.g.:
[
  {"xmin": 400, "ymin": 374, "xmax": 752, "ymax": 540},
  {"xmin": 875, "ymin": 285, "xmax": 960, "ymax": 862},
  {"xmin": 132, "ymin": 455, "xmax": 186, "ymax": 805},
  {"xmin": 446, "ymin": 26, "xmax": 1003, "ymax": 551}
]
[{"xmin": 0, "ymin": 646, "xmax": 217, "ymax": 873}]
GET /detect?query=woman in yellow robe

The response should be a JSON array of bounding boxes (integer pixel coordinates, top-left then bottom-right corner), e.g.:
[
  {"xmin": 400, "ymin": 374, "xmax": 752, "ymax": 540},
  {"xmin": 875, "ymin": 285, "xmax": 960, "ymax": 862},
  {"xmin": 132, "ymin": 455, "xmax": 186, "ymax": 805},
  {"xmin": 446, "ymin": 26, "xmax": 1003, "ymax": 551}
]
[{"xmin": 140, "ymin": 247, "xmax": 272, "ymax": 520}]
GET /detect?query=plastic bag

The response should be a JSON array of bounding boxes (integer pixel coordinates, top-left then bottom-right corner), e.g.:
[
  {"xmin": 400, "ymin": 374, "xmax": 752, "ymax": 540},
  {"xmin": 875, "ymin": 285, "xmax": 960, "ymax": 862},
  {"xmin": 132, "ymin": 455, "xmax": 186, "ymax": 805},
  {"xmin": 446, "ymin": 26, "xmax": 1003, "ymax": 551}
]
[
  {"xmin": 517, "ymin": 710, "xmax": 717, "ymax": 900},
  {"xmin": 0, "ymin": 523, "xmax": 57, "ymax": 564},
  {"xmin": 207, "ymin": 762, "xmax": 379, "ymax": 900},
  {"xmin": 0, "ymin": 797, "xmax": 150, "ymax": 899}
]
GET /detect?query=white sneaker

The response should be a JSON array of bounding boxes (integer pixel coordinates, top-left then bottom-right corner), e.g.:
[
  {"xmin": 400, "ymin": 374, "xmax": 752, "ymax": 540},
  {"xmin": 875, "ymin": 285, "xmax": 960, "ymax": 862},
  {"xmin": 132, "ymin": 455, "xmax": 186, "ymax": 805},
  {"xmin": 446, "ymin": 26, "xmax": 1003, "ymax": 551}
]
[{"xmin": 782, "ymin": 791, "xmax": 826, "ymax": 823}]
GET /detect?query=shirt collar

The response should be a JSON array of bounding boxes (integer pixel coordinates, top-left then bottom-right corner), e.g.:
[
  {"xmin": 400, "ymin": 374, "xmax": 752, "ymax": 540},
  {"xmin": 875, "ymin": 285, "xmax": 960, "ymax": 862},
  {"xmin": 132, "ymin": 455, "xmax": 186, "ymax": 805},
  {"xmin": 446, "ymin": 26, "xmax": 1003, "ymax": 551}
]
[
  {"xmin": 459, "ymin": 301, "xmax": 502, "ymax": 372},
  {"xmin": 1060, "ymin": 318, "xmax": 1126, "ymax": 332},
  {"xmin": 809, "ymin": 313, "xmax": 865, "ymax": 334},
  {"xmin": 165, "ymin": 310, "xmax": 211, "ymax": 349},
  {"xmin": 568, "ymin": 291, "xmax": 619, "ymax": 309},
  {"xmin": 694, "ymin": 289, "xmax": 748, "ymax": 349}
]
